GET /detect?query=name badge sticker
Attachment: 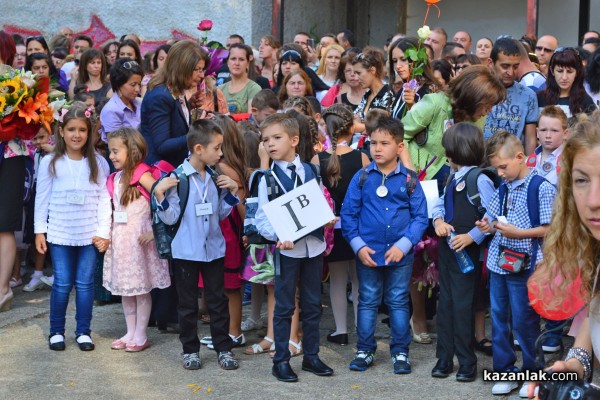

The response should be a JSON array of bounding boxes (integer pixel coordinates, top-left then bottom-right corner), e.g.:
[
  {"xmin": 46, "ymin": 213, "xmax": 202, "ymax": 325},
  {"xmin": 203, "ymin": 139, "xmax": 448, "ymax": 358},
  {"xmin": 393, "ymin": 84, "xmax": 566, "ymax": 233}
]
[
  {"xmin": 195, "ymin": 202, "xmax": 213, "ymax": 217},
  {"xmin": 66, "ymin": 191, "xmax": 85, "ymax": 205},
  {"xmin": 114, "ymin": 211, "xmax": 128, "ymax": 224}
]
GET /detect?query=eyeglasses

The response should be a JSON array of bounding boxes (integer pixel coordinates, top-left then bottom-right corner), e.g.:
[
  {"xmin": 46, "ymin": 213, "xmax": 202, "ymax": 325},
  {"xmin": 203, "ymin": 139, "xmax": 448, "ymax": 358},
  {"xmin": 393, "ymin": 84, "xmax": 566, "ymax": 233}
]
[
  {"xmin": 121, "ymin": 60, "xmax": 139, "ymax": 70},
  {"xmin": 535, "ymin": 46, "xmax": 554, "ymax": 53}
]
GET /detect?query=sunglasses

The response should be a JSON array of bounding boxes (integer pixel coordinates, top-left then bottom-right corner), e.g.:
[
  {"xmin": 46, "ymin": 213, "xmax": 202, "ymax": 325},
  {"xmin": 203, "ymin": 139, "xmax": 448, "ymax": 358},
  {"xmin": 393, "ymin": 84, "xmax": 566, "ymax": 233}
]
[
  {"xmin": 27, "ymin": 35, "xmax": 45, "ymax": 43},
  {"xmin": 535, "ymin": 46, "xmax": 554, "ymax": 53},
  {"xmin": 554, "ymin": 47, "xmax": 580, "ymax": 56},
  {"xmin": 122, "ymin": 60, "xmax": 139, "ymax": 70},
  {"xmin": 454, "ymin": 64, "xmax": 470, "ymax": 71},
  {"xmin": 281, "ymin": 50, "xmax": 301, "ymax": 58}
]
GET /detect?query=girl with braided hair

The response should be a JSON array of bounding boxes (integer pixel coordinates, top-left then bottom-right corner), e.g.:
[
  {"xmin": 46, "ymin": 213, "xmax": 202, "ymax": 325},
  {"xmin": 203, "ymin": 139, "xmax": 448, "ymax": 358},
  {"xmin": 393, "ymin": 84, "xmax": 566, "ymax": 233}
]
[{"xmin": 311, "ymin": 104, "xmax": 370, "ymax": 345}]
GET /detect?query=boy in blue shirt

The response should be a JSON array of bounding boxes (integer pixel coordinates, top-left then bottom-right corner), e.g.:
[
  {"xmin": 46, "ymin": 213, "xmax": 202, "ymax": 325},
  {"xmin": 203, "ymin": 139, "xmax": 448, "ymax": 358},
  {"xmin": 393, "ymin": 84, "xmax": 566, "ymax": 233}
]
[
  {"xmin": 341, "ymin": 117, "xmax": 428, "ymax": 374},
  {"xmin": 154, "ymin": 120, "xmax": 240, "ymax": 371},
  {"xmin": 254, "ymin": 113, "xmax": 335, "ymax": 383},
  {"xmin": 476, "ymin": 130, "xmax": 556, "ymax": 397}
]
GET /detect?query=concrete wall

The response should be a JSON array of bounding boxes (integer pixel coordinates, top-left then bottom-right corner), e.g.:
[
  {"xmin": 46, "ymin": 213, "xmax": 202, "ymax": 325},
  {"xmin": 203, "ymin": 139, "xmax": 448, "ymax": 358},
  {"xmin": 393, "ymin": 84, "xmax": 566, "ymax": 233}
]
[
  {"xmin": 281, "ymin": 0, "xmax": 347, "ymax": 43},
  {"xmin": 1, "ymin": 0, "xmax": 254, "ymax": 47}
]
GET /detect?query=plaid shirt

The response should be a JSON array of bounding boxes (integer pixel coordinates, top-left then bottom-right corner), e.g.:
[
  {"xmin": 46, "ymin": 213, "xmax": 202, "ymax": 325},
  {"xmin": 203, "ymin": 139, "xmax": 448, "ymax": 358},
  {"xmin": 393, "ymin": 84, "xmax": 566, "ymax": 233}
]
[{"xmin": 486, "ymin": 171, "xmax": 556, "ymax": 274}]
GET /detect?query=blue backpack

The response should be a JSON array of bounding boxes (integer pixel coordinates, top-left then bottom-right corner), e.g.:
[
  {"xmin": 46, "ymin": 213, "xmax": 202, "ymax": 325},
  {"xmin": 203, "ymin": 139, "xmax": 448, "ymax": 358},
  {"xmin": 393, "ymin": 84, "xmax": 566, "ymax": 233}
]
[{"xmin": 498, "ymin": 174, "xmax": 547, "ymax": 270}]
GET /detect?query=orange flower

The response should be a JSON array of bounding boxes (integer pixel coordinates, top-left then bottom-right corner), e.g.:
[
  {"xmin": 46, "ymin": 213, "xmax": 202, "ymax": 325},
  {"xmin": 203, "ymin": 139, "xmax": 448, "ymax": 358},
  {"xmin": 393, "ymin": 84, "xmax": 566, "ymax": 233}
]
[
  {"xmin": 18, "ymin": 96, "xmax": 41, "ymax": 124},
  {"xmin": 39, "ymin": 105, "xmax": 54, "ymax": 132},
  {"xmin": 424, "ymin": 0, "xmax": 440, "ymax": 3}
]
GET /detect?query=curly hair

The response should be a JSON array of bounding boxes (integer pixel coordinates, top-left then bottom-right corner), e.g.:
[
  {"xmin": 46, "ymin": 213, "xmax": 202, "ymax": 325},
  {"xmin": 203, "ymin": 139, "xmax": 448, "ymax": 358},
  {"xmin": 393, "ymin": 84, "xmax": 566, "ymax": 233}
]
[
  {"xmin": 321, "ymin": 104, "xmax": 354, "ymax": 186},
  {"xmin": 530, "ymin": 110, "xmax": 600, "ymax": 311}
]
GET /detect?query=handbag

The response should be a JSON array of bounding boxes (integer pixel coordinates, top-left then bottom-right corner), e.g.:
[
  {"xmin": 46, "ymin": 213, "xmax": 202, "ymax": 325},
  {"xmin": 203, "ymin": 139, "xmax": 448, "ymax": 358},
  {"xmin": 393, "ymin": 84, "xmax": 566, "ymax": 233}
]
[{"xmin": 497, "ymin": 246, "xmax": 528, "ymax": 273}]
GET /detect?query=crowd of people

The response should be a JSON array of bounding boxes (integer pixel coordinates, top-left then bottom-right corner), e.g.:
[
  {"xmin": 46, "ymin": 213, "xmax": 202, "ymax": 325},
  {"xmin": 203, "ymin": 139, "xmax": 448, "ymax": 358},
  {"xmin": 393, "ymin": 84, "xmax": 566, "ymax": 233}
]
[{"xmin": 1, "ymin": 22, "xmax": 600, "ymax": 397}]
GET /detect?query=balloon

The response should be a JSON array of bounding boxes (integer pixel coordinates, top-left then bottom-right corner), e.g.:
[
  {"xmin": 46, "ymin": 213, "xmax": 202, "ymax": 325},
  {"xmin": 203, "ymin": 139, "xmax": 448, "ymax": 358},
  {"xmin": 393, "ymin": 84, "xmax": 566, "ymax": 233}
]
[{"xmin": 528, "ymin": 272, "xmax": 586, "ymax": 321}]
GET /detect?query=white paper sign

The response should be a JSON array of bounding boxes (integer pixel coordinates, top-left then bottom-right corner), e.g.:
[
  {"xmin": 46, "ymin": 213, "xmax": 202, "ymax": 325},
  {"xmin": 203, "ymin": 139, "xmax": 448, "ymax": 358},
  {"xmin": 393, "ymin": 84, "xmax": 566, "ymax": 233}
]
[
  {"xmin": 261, "ymin": 179, "xmax": 335, "ymax": 242},
  {"xmin": 419, "ymin": 179, "xmax": 440, "ymax": 218}
]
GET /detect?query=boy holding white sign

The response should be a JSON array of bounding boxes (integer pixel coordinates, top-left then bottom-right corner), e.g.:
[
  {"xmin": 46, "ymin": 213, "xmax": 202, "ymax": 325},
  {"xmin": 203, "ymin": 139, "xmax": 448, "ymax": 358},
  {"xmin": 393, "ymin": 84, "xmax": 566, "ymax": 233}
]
[
  {"xmin": 341, "ymin": 117, "xmax": 428, "ymax": 374},
  {"xmin": 254, "ymin": 113, "xmax": 335, "ymax": 383}
]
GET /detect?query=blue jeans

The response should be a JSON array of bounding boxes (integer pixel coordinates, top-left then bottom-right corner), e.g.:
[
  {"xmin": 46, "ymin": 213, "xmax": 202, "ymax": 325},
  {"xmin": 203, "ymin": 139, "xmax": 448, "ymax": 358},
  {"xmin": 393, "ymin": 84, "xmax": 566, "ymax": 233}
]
[
  {"xmin": 356, "ymin": 261, "xmax": 412, "ymax": 355},
  {"xmin": 490, "ymin": 269, "xmax": 540, "ymax": 372},
  {"xmin": 49, "ymin": 244, "xmax": 97, "ymax": 336}
]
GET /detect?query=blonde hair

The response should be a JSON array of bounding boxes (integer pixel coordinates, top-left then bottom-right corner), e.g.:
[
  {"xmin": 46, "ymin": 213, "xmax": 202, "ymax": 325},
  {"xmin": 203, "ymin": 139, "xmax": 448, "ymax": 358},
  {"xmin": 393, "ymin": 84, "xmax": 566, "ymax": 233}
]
[
  {"xmin": 485, "ymin": 130, "xmax": 524, "ymax": 160},
  {"xmin": 531, "ymin": 111, "xmax": 600, "ymax": 310},
  {"xmin": 316, "ymin": 44, "xmax": 345, "ymax": 76},
  {"xmin": 107, "ymin": 127, "xmax": 148, "ymax": 206}
]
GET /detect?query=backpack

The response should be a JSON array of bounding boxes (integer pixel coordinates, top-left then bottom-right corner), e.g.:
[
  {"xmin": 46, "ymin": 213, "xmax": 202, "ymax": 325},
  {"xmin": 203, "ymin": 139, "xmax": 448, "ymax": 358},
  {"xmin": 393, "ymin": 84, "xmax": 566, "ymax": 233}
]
[
  {"xmin": 498, "ymin": 174, "xmax": 546, "ymax": 270},
  {"xmin": 150, "ymin": 166, "xmax": 190, "ymax": 260},
  {"xmin": 107, "ymin": 160, "xmax": 175, "ymax": 202},
  {"xmin": 243, "ymin": 163, "xmax": 321, "ymax": 245},
  {"xmin": 461, "ymin": 167, "xmax": 503, "ymax": 217},
  {"xmin": 150, "ymin": 165, "xmax": 224, "ymax": 259},
  {"xmin": 358, "ymin": 166, "xmax": 418, "ymax": 195}
]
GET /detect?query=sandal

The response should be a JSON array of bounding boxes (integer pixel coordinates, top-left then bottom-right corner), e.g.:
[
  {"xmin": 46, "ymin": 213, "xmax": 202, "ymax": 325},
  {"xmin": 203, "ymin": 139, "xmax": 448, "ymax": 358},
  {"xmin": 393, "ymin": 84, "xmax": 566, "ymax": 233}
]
[
  {"xmin": 410, "ymin": 319, "xmax": 432, "ymax": 344},
  {"xmin": 269, "ymin": 340, "xmax": 303, "ymax": 358},
  {"xmin": 475, "ymin": 338, "xmax": 493, "ymax": 356},
  {"xmin": 244, "ymin": 336, "xmax": 274, "ymax": 355},
  {"xmin": 9, "ymin": 277, "xmax": 22, "ymax": 288}
]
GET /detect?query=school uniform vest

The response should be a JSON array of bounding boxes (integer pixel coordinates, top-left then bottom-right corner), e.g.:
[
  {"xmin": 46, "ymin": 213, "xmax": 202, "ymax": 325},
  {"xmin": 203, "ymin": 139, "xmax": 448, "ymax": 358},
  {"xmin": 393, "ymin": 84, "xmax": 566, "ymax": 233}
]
[
  {"xmin": 442, "ymin": 176, "xmax": 483, "ymax": 263},
  {"xmin": 272, "ymin": 163, "xmax": 324, "ymax": 241}
]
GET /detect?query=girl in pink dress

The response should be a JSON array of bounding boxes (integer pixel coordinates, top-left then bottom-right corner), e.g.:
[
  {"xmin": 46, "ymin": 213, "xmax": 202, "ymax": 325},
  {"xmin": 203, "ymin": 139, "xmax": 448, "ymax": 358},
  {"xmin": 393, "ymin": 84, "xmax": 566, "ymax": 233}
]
[{"xmin": 103, "ymin": 127, "xmax": 170, "ymax": 352}]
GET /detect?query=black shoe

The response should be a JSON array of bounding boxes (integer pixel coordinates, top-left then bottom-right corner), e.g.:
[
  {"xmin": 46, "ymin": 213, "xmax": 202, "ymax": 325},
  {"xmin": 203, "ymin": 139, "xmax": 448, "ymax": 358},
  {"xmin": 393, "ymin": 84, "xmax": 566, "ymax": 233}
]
[
  {"xmin": 272, "ymin": 361, "xmax": 298, "ymax": 382},
  {"xmin": 302, "ymin": 358, "xmax": 334, "ymax": 376},
  {"xmin": 48, "ymin": 333, "xmax": 65, "ymax": 351},
  {"xmin": 431, "ymin": 359, "xmax": 453, "ymax": 378},
  {"xmin": 75, "ymin": 334, "xmax": 95, "ymax": 351},
  {"xmin": 456, "ymin": 364, "xmax": 477, "ymax": 382},
  {"xmin": 326, "ymin": 332, "xmax": 348, "ymax": 346}
]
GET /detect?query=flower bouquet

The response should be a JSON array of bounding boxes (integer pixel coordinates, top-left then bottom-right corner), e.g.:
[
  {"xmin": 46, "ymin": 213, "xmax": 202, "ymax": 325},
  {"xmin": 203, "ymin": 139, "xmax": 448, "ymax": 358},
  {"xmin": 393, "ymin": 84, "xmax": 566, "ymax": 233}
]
[{"xmin": 0, "ymin": 66, "xmax": 52, "ymax": 142}]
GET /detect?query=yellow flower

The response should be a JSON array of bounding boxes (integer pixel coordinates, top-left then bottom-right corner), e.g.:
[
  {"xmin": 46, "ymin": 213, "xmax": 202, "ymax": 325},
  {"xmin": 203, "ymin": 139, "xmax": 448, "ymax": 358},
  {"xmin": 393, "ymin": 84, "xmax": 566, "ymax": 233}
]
[{"xmin": 0, "ymin": 96, "xmax": 5, "ymax": 114}]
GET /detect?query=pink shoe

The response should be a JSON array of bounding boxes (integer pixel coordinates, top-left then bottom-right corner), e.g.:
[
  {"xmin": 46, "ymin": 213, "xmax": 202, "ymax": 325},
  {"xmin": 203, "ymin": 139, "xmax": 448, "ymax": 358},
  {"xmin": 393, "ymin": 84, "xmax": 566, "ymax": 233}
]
[
  {"xmin": 125, "ymin": 340, "xmax": 151, "ymax": 352},
  {"xmin": 111, "ymin": 339, "xmax": 128, "ymax": 350},
  {"xmin": 9, "ymin": 278, "xmax": 22, "ymax": 288}
]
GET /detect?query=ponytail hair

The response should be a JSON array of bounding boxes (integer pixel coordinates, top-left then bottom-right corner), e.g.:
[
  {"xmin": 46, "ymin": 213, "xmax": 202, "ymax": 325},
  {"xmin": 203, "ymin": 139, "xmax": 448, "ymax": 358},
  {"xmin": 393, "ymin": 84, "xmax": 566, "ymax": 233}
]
[{"xmin": 321, "ymin": 104, "xmax": 354, "ymax": 187}]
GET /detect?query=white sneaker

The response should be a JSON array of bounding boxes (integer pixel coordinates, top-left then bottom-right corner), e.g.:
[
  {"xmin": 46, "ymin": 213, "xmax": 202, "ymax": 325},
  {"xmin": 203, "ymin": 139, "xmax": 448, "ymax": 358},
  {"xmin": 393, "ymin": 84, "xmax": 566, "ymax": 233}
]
[
  {"xmin": 23, "ymin": 276, "xmax": 45, "ymax": 292},
  {"xmin": 519, "ymin": 382, "xmax": 539, "ymax": 398},
  {"xmin": 40, "ymin": 275, "xmax": 54, "ymax": 287},
  {"xmin": 200, "ymin": 336, "xmax": 212, "ymax": 346},
  {"xmin": 492, "ymin": 381, "xmax": 518, "ymax": 395},
  {"xmin": 207, "ymin": 333, "xmax": 245, "ymax": 350}
]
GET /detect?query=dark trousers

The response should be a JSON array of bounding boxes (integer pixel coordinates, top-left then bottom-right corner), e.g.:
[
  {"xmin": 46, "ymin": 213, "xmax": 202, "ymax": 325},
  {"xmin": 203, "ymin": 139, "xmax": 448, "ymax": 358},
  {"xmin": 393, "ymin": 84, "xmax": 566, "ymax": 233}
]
[
  {"xmin": 172, "ymin": 257, "xmax": 233, "ymax": 354},
  {"xmin": 273, "ymin": 253, "xmax": 323, "ymax": 363},
  {"xmin": 435, "ymin": 242, "xmax": 479, "ymax": 367}
]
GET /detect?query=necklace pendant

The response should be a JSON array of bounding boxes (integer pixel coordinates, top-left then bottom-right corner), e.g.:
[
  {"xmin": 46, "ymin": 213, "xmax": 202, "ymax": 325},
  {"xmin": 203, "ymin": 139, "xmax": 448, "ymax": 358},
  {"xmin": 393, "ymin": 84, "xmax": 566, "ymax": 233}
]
[{"xmin": 376, "ymin": 185, "xmax": 388, "ymax": 197}]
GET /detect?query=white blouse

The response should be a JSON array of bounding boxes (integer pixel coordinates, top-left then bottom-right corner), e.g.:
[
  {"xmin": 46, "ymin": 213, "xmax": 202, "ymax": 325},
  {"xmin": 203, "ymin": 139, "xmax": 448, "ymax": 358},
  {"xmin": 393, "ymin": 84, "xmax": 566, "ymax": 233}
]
[{"xmin": 34, "ymin": 153, "xmax": 111, "ymax": 246}]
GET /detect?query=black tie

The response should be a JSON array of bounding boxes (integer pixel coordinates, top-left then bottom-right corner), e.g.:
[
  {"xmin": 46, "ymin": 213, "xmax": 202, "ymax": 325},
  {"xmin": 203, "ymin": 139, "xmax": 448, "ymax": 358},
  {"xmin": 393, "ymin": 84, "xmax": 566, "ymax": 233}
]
[{"xmin": 288, "ymin": 164, "xmax": 302, "ymax": 186}]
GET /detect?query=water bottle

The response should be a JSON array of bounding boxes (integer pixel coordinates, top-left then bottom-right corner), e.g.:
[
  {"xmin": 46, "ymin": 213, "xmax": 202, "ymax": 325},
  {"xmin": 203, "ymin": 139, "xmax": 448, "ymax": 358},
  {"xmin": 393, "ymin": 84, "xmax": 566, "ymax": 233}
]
[{"xmin": 447, "ymin": 232, "xmax": 474, "ymax": 273}]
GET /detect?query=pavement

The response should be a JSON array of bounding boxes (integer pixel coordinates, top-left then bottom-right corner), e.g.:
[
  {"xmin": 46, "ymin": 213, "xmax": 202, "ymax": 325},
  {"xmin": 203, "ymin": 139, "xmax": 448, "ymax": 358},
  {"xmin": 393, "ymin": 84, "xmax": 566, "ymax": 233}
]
[{"xmin": 1, "ymin": 280, "xmax": 548, "ymax": 400}]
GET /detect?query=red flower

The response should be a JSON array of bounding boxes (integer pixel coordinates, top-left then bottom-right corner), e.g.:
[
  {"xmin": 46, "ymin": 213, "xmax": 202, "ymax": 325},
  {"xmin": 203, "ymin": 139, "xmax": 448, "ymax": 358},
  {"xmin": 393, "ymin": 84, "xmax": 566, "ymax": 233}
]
[{"xmin": 197, "ymin": 20, "xmax": 213, "ymax": 31}]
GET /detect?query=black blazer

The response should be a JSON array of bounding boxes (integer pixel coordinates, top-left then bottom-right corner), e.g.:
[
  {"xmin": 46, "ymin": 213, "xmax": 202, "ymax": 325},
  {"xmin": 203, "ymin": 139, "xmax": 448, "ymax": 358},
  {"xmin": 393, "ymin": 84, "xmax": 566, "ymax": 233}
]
[{"xmin": 140, "ymin": 84, "xmax": 190, "ymax": 167}]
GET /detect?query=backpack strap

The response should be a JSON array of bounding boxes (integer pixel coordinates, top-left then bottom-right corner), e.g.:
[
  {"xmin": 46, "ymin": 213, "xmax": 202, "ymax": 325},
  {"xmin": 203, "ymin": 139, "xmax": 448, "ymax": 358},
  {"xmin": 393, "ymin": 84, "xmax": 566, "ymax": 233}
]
[
  {"xmin": 358, "ymin": 166, "xmax": 417, "ymax": 196},
  {"xmin": 107, "ymin": 172, "xmax": 117, "ymax": 199},
  {"xmin": 304, "ymin": 162, "xmax": 322, "ymax": 185},
  {"xmin": 527, "ymin": 175, "xmax": 545, "ymax": 269}
]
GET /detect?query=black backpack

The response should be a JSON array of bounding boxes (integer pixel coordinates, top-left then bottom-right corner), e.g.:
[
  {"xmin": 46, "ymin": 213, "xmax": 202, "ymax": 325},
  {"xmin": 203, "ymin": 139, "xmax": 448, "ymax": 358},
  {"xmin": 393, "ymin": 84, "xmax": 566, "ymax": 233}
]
[
  {"xmin": 461, "ymin": 167, "xmax": 503, "ymax": 217},
  {"xmin": 358, "ymin": 166, "xmax": 418, "ymax": 195},
  {"xmin": 150, "ymin": 166, "xmax": 190, "ymax": 260}
]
